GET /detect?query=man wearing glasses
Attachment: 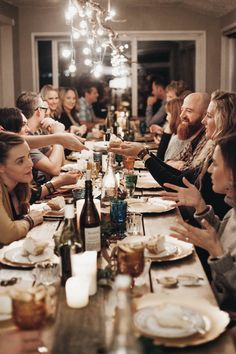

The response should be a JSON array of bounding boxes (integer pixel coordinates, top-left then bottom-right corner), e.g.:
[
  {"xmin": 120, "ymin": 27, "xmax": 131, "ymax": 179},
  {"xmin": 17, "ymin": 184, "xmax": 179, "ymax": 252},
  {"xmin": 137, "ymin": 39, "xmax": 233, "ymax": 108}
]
[{"xmin": 16, "ymin": 92, "xmax": 65, "ymax": 184}]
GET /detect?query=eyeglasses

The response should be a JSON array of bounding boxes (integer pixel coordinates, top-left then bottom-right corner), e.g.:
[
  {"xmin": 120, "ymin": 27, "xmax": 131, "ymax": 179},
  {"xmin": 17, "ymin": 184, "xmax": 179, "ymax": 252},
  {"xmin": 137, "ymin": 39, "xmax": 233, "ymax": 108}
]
[{"xmin": 35, "ymin": 106, "xmax": 48, "ymax": 112}]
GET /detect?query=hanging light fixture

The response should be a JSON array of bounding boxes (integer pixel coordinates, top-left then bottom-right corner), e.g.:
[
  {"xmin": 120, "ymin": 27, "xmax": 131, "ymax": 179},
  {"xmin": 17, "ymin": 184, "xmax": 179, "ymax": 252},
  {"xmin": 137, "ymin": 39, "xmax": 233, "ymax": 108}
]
[{"xmin": 65, "ymin": 0, "xmax": 129, "ymax": 77}]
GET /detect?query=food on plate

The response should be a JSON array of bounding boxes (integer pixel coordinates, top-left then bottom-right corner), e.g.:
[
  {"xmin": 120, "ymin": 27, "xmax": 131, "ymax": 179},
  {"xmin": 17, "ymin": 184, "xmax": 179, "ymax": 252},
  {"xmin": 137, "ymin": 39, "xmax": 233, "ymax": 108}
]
[
  {"xmin": 21, "ymin": 236, "xmax": 48, "ymax": 257},
  {"xmin": 47, "ymin": 196, "xmax": 65, "ymax": 211},
  {"xmin": 154, "ymin": 304, "xmax": 190, "ymax": 329},
  {"xmin": 145, "ymin": 235, "xmax": 165, "ymax": 254},
  {"xmin": 109, "ymin": 134, "xmax": 122, "ymax": 148}
]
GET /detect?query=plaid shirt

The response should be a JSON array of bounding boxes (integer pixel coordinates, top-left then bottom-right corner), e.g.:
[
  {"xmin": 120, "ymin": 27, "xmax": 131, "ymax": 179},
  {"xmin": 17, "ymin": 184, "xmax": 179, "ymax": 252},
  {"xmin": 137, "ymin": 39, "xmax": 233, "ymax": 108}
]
[{"xmin": 79, "ymin": 97, "xmax": 95, "ymax": 122}]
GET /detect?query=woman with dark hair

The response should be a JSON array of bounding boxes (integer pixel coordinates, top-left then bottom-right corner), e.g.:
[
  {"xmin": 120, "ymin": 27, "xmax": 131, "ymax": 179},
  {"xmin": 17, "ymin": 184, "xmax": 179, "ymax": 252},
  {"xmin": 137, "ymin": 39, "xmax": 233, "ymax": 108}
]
[
  {"xmin": 169, "ymin": 133, "xmax": 236, "ymax": 310},
  {"xmin": 58, "ymin": 87, "xmax": 87, "ymax": 136},
  {"xmin": 0, "ymin": 132, "xmax": 43, "ymax": 245}
]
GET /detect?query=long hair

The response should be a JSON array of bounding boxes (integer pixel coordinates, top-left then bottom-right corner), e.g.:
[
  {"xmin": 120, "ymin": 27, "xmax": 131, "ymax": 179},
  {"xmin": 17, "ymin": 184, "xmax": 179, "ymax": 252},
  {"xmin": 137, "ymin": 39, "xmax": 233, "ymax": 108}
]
[
  {"xmin": 211, "ymin": 90, "xmax": 236, "ymax": 140},
  {"xmin": 218, "ymin": 133, "xmax": 236, "ymax": 200},
  {"xmin": 197, "ymin": 91, "xmax": 236, "ymax": 189},
  {"xmin": 166, "ymin": 80, "xmax": 191, "ymax": 99},
  {"xmin": 0, "ymin": 108, "xmax": 23, "ymax": 133},
  {"xmin": 58, "ymin": 87, "xmax": 80, "ymax": 118},
  {"xmin": 165, "ymin": 97, "xmax": 183, "ymax": 134},
  {"xmin": 0, "ymin": 132, "xmax": 30, "ymax": 214}
]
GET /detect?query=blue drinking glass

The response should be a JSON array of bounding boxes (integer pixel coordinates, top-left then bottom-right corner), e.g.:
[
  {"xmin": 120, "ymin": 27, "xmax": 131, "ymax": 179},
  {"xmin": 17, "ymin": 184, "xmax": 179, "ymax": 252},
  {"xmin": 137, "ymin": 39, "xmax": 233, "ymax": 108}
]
[{"xmin": 110, "ymin": 199, "xmax": 127, "ymax": 240}]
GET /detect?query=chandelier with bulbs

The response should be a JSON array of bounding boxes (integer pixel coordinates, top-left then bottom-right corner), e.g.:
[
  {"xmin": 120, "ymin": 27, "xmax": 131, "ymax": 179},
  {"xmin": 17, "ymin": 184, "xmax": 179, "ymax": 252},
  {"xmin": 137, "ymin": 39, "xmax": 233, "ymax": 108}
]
[{"xmin": 65, "ymin": 0, "xmax": 129, "ymax": 78}]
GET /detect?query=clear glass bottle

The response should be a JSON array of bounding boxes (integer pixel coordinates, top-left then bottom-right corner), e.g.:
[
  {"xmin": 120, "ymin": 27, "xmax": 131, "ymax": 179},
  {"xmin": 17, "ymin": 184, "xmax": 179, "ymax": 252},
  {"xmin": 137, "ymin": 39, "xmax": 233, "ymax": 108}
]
[
  {"xmin": 101, "ymin": 152, "xmax": 118, "ymax": 210},
  {"xmin": 59, "ymin": 198, "xmax": 83, "ymax": 286},
  {"xmin": 108, "ymin": 275, "xmax": 143, "ymax": 354},
  {"xmin": 79, "ymin": 171, "xmax": 101, "ymax": 252}
]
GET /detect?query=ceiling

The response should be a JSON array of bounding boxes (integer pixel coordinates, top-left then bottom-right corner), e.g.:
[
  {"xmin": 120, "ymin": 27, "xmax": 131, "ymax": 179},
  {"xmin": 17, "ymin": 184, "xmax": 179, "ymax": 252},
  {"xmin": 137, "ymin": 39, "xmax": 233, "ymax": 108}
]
[{"xmin": 4, "ymin": 0, "xmax": 236, "ymax": 17}]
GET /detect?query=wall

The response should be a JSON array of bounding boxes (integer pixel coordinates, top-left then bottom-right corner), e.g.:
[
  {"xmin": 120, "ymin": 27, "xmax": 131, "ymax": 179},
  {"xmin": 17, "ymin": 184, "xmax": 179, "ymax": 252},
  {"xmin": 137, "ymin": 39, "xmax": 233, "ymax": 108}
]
[
  {"xmin": 17, "ymin": 3, "xmax": 221, "ymax": 94},
  {"xmin": 221, "ymin": 8, "xmax": 236, "ymax": 30},
  {"xmin": 0, "ymin": 0, "xmax": 19, "ymax": 104}
]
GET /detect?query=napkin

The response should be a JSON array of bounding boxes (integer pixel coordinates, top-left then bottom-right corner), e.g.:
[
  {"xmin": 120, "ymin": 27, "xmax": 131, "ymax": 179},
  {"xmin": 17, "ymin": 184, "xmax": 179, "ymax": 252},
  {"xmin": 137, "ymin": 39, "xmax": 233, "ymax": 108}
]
[
  {"xmin": 21, "ymin": 236, "xmax": 48, "ymax": 257},
  {"xmin": 154, "ymin": 304, "xmax": 190, "ymax": 329}
]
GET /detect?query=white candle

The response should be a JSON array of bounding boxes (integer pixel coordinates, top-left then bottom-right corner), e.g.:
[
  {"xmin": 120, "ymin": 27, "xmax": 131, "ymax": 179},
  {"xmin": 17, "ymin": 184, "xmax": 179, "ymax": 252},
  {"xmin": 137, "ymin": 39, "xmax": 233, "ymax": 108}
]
[
  {"xmin": 71, "ymin": 251, "xmax": 97, "ymax": 295},
  {"xmin": 65, "ymin": 275, "xmax": 89, "ymax": 308}
]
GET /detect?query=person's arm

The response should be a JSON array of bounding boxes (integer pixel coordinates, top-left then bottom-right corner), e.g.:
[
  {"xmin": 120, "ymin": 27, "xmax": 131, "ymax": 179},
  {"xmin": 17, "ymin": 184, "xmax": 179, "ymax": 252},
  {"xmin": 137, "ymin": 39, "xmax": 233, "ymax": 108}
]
[
  {"xmin": 33, "ymin": 144, "xmax": 64, "ymax": 176},
  {"xmin": 23, "ymin": 133, "xmax": 88, "ymax": 151},
  {"xmin": 145, "ymin": 153, "xmax": 196, "ymax": 187},
  {"xmin": 208, "ymin": 252, "xmax": 236, "ymax": 305},
  {"xmin": 0, "ymin": 186, "xmax": 29, "ymax": 245}
]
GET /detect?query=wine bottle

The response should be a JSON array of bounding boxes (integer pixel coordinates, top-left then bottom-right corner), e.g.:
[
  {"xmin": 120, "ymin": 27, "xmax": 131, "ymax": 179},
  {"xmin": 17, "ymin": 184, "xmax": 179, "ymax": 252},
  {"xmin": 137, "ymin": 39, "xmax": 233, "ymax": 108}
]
[
  {"xmin": 101, "ymin": 152, "xmax": 117, "ymax": 210},
  {"xmin": 108, "ymin": 275, "xmax": 143, "ymax": 354},
  {"xmin": 80, "ymin": 171, "xmax": 101, "ymax": 252},
  {"xmin": 59, "ymin": 198, "xmax": 83, "ymax": 286}
]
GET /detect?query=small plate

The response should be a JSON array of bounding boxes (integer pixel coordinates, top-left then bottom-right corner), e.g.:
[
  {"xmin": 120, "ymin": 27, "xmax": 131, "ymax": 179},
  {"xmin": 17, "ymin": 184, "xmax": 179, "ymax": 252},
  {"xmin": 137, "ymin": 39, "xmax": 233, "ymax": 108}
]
[
  {"xmin": 145, "ymin": 244, "xmax": 178, "ymax": 260},
  {"xmin": 134, "ymin": 160, "xmax": 146, "ymax": 170},
  {"xmin": 4, "ymin": 247, "xmax": 53, "ymax": 266},
  {"xmin": 134, "ymin": 304, "xmax": 208, "ymax": 338},
  {"xmin": 177, "ymin": 273, "xmax": 203, "ymax": 286}
]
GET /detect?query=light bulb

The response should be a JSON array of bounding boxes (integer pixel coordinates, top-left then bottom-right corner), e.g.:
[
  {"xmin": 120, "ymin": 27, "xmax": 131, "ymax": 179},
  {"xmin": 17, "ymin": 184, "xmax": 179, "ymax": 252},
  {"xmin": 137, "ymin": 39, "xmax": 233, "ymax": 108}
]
[
  {"xmin": 124, "ymin": 43, "xmax": 129, "ymax": 49},
  {"xmin": 72, "ymin": 30, "xmax": 80, "ymax": 40},
  {"xmin": 109, "ymin": 9, "xmax": 116, "ymax": 18},
  {"xmin": 69, "ymin": 61, "xmax": 76, "ymax": 73},
  {"xmin": 65, "ymin": 5, "xmax": 77, "ymax": 21},
  {"xmin": 80, "ymin": 20, "xmax": 87, "ymax": 29},
  {"xmin": 81, "ymin": 29, "xmax": 87, "ymax": 36},
  {"xmin": 96, "ymin": 47, "xmax": 102, "ymax": 53},
  {"xmin": 87, "ymin": 38, "xmax": 94, "ymax": 45},
  {"xmin": 97, "ymin": 28, "xmax": 104, "ymax": 36},
  {"xmin": 83, "ymin": 47, "xmax": 91, "ymax": 55},
  {"xmin": 62, "ymin": 48, "xmax": 71, "ymax": 58},
  {"xmin": 84, "ymin": 58, "xmax": 92, "ymax": 66}
]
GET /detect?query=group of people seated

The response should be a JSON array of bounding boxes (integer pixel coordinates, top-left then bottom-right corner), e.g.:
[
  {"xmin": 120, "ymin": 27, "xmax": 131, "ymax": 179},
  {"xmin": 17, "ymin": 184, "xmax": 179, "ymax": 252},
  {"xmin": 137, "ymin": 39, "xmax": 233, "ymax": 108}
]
[
  {"xmin": 109, "ymin": 88, "xmax": 236, "ymax": 317},
  {"xmin": 1, "ymin": 77, "xmax": 236, "ymax": 324}
]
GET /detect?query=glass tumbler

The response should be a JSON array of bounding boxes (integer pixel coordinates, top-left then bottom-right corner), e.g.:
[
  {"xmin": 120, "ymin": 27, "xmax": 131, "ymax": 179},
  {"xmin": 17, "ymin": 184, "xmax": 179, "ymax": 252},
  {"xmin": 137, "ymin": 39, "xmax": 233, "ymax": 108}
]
[
  {"xmin": 126, "ymin": 212, "xmax": 143, "ymax": 236},
  {"xmin": 110, "ymin": 199, "xmax": 127, "ymax": 240}
]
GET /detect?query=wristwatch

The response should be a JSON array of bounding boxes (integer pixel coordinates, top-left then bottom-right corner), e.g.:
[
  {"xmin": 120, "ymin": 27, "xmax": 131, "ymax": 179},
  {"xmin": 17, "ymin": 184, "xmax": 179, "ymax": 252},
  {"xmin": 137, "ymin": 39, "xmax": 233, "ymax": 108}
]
[{"xmin": 137, "ymin": 148, "xmax": 149, "ymax": 160}]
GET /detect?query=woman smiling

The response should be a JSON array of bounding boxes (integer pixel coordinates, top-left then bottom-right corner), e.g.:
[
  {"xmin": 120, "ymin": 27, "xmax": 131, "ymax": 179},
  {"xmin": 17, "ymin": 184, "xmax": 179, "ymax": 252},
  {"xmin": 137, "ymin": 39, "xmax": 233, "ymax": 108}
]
[{"xmin": 0, "ymin": 132, "xmax": 43, "ymax": 246}]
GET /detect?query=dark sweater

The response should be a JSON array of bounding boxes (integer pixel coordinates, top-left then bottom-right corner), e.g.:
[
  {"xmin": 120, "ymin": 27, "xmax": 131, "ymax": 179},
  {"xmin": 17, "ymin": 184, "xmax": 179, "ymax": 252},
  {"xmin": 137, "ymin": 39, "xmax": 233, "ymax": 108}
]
[{"xmin": 145, "ymin": 154, "xmax": 230, "ymax": 219}]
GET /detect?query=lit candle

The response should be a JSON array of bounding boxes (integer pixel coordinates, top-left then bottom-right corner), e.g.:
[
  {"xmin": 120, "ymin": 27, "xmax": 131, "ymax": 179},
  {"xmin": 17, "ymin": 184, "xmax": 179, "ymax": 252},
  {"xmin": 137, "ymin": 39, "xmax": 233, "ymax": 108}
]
[
  {"xmin": 71, "ymin": 251, "xmax": 97, "ymax": 295},
  {"xmin": 65, "ymin": 275, "xmax": 90, "ymax": 308}
]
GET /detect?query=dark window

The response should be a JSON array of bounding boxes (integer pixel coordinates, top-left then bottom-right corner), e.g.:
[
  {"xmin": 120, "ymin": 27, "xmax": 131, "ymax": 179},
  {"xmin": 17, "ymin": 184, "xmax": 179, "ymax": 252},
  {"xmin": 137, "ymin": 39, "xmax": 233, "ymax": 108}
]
[{"xmin": 38, "ymin": 41, "xmax": 53, "ymax": 89}]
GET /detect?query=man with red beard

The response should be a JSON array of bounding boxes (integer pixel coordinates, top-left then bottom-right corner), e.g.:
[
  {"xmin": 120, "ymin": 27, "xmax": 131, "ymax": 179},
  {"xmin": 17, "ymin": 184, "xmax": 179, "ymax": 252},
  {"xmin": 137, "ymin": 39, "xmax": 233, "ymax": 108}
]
[
  {"xmin": 166, "ymin": 92, "xmax": 210, "ymax": 170},
  {"xmin": 110, "ymin": 92, "xmax": 210, "ymax": 188}
]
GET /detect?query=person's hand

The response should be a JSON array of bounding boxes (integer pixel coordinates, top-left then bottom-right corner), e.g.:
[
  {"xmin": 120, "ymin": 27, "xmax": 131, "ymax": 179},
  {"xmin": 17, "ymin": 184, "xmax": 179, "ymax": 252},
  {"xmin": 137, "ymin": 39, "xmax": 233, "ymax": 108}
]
[
  {"xmin": 91, "ymin": 128, "xmax": 104, "ymax": 139},
  {"xmin": 41, "ymin": 118, "xmax": 65, "ymax": 133},
  {"xmin": 170, "ymin": 219, "xmax": 224, "ymax": 257},
  {"xmin": 109, "ymin": 141, "xmax": 143, "ymax": 157},
  {"xmin": 28, "ymin": 210, "xmax": 43, "ymax": 226},
  {"xmin": 159, "ymin": 177, "xmax": 207, "ymax": 212},
  {"xmin": 55, "ymin": 171, "xmax": 81, "ymax": 188},
  {"xmin": 147, "ymin": 96, "xmax": 157, "ymax": 106},
  {"xmin": 150, "ymin": 124, "xmax": 164, "ymax": 135},
  {"xmin": 57, "ymin": 133, "xmax": 88, "ymax": 151},
  {"xmin": 70, "ymin": 124, "xmax": 87, "ymax": 136}
]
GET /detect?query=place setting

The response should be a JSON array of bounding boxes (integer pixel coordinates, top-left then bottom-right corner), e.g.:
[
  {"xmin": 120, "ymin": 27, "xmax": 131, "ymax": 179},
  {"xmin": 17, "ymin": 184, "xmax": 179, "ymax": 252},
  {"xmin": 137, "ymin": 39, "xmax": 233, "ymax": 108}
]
[{"xmin": 133, "ymin": 294, "xmax": 230, "ymax": 348}]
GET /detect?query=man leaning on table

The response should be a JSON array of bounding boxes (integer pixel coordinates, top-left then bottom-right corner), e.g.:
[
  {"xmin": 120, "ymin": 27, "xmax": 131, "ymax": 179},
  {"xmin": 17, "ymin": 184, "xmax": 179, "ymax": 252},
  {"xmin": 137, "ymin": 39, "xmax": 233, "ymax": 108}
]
[{"xmin": 16, "ymin": 92, "xmax": 66, "ymax": 185}]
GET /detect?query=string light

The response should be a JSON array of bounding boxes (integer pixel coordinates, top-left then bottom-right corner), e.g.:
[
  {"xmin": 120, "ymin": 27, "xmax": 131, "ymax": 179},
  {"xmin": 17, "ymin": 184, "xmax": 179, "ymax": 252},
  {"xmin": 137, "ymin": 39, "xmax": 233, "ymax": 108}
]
[{"xmin": 65, "ymin": 0, "xmax": 129, "ymax": 77}]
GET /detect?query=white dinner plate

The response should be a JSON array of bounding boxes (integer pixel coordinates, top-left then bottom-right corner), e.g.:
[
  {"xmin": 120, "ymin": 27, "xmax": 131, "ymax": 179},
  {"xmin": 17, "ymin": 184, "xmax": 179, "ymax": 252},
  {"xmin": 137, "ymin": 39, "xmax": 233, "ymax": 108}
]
[
  {"xmin": 134, "ymin": 304, "xmax": 208, "ymax": 339},
  {"xmin": 4, "ymin": 247, "xmax": 54, "ymax": 266}
]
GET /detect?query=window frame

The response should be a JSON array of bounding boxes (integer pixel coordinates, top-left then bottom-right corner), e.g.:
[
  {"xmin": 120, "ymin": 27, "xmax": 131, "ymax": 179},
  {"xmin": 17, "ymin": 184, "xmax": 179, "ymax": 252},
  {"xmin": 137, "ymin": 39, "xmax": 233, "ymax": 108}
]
[{"xmin": 32, "ymin": 30, "xmax": 206, "ymax": 116}]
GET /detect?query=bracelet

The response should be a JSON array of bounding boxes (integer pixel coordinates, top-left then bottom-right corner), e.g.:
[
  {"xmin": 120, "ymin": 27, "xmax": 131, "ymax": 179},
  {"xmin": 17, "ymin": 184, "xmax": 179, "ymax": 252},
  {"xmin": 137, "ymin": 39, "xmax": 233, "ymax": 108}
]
[
  {"xmin": 137, "ymin": 148, "xmax": 149, "ymax": 160},
  {"xmin": 44, "ymin": 181, "xmax": 56, "ymax": 195},
  {"xmin": 23, "ymin": 215, "xmax": 34, "ymax": 230}
]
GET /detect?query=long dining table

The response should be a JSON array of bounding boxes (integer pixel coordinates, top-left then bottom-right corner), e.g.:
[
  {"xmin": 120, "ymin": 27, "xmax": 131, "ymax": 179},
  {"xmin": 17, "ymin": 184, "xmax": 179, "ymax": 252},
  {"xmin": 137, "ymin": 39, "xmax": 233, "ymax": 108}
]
[{"xmin": 0, "ymin": 206, "xmax": 235, "ymax": 354}]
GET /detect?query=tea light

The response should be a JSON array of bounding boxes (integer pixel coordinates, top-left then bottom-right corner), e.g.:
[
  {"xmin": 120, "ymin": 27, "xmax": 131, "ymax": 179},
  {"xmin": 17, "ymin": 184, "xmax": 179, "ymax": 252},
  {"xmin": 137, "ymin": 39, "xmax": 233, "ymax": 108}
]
[
  {"xmin": 65, "ymin": 275, "xmax": 89, "ymax": 308},
  {"xmin": 71, "ymin": 252, "xmax": 97, "ymax": 295},
  {"xmin": 76, "ymin": 199, "xmax": 101, "ymax": 228}
]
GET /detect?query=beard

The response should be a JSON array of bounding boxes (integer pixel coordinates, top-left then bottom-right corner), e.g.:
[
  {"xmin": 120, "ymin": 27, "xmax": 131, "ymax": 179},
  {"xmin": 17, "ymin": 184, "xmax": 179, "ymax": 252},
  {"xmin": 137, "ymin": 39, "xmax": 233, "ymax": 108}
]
[{"xmin": 177, "ymin": 120, "xmax": 203, "ymax": 140}]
